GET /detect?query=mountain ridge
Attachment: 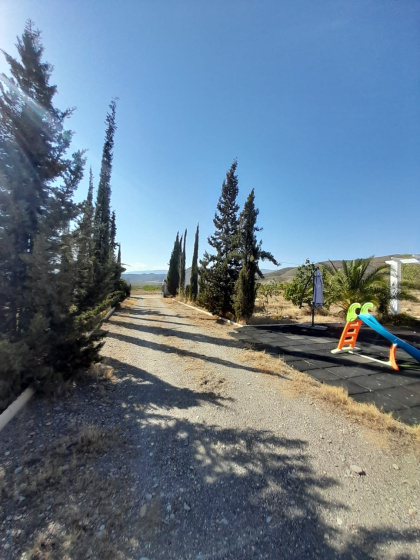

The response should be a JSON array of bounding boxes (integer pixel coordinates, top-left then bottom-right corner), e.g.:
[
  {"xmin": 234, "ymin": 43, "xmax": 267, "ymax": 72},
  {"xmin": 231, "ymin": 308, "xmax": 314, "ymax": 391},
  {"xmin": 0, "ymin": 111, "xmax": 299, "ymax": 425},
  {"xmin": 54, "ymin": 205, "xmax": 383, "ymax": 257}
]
[{"xmin": 123, "ymin": 255, "xmax": 411, "ymax": 286}]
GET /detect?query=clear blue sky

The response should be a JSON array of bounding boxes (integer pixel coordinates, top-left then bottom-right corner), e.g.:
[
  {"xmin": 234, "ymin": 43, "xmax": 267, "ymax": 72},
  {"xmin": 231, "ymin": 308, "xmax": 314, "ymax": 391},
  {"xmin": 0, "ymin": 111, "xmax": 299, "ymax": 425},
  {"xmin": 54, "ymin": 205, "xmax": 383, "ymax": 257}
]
[{"xmin": 1, "ymin": 1, "xmax": 419, "ymax": 271}]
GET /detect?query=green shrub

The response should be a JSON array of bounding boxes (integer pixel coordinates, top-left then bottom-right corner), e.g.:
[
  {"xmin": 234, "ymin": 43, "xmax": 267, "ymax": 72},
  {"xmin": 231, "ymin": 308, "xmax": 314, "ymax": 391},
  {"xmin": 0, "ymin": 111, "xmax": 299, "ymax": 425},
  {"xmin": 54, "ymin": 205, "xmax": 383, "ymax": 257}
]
[{"xmin": 141, "ymin": 285, "xmax": 161, "ymax": 292}]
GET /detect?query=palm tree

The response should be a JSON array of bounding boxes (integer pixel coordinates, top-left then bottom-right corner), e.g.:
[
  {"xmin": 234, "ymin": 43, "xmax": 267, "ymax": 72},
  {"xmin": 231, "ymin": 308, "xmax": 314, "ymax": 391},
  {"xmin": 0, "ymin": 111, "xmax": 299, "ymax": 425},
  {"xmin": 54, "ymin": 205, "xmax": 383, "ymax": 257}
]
[{"xmin": 325, "ymin": 257, "xmax": 389, "ymax": 313}]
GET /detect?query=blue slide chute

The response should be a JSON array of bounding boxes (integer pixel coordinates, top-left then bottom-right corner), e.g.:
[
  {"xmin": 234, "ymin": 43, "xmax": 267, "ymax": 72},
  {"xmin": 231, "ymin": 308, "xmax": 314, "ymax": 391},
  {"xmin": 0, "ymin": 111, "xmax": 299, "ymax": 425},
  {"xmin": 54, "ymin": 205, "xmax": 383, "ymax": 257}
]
[{"xmin": 358, "ymin": 313, "xmax": 420, "ymax": 364}]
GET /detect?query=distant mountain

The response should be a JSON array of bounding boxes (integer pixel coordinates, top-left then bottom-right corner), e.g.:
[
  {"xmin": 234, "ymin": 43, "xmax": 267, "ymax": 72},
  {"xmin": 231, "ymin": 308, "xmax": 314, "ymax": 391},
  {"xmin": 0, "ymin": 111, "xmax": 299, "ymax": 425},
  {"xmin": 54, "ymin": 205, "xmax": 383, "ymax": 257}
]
[
  {"xmin": 122, "ymin": 272, "xmax": 166, "ymax": 285},
  {"xmin": 128, "ymin": 269, "xmax": 168, "ymax": 274},
  {"xmin": 260, "ymin": 254, "xmax": 408, "ymax": 284},
  {"xmin": 123, "ymin": 255, "xmax": 409, "ymax": 287}
]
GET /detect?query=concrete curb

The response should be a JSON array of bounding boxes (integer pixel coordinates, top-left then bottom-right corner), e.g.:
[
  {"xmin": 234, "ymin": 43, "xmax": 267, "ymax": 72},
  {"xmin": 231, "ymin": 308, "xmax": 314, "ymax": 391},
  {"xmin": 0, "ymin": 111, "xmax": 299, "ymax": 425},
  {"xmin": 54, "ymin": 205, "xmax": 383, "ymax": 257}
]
[
  {"xmin": 102, "ymin": 307, "xmax": 116, "ymax": 323},
  {"xmin": 0, "ymin": 387, "xmax": 35, "ymax": 433},
  {"xmin": 0, "ymin": 305, "xmax": 118, "ymax": 434},
  {"xmin": 175, "ymin": 300, "xmax": 243, "ymax": 328}
]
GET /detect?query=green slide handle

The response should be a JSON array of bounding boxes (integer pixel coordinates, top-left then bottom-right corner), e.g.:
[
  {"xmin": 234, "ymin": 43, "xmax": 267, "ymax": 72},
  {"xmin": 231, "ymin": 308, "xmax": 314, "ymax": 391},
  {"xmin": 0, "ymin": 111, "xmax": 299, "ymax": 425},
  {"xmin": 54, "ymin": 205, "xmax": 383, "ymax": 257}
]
[{"xmin": 346, "ymin": 302, "xmax": 373, "ymax": 322}]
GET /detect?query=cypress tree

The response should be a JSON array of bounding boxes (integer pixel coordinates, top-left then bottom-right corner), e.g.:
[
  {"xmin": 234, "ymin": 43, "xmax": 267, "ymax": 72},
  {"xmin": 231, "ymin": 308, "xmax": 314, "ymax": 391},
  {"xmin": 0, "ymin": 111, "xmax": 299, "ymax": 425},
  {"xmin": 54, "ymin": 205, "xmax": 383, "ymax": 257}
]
[
  {"xmin": 166, "ymin": 232, "xmax": 181, "ymax": 296},
  {"xmin": 117, "ymin": 243, "xmax": 122, "ymax": 266},
  {"xmin": 87, "ymin": 167, "xmax": 94, "ymax": 206},
  {"xmin": 93, "ymin": 99, "xmax": 117, "ymax": 302},
  {"xmin": 204, "ymin": 160, "xmax": 240, "ymax": 316},
  {"xmin": 110, "ymin": 215, "xmax": 125, "ymax": 292},
  {"xmin": 74, "ymin": 168, "xmax": 95, "ymax": 312},
  {"xmin": 110, "ymin": 211, "xmax": 117, "ymax": 253},
  {"xmin": 233, "ymin": 189, "xmax": 278, "ymax": 322},
  {"xmin": 197, "ymin": 253, "xmax": 210, "ymax": 308},
  {"xmin": 190, "ymin": 224, "xmax": 199, "ymax": 301},
  {"xmin": 179, "ymin": 229, "xmax": 187, "ymax": 295}
]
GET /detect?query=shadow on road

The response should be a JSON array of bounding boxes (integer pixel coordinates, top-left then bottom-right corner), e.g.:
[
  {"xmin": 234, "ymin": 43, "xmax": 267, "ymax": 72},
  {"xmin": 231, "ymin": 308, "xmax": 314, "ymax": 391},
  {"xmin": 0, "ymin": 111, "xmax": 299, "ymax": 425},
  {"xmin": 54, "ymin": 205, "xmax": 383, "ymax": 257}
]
[
  {"xmin": 106, "ymin": 357, "xmax": 232, "ymax": 409},
  {"xmin": 110, "ymin": 316, "xmax": 240, "ymax": 349},
  {"xmin": 118, "ymin": 315, "xmax": 193, "ymax": 327},
  {"xmin": 106, "ymin": 330, "xmax": 289, "ymax": 379},
  {"xmin": 114, "ymin": 397, "xmax": 418, "ymax": 559}
]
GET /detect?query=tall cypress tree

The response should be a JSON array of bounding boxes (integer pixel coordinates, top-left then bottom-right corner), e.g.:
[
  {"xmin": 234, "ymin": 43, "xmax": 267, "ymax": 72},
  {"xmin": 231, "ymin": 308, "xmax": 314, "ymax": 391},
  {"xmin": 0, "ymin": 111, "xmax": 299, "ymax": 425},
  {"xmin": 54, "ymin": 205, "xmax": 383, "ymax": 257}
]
[
  {"xmin": 74, "ymin": 168, "xmax": 95, "ymax": 312},
  {"xmin": 110, "ymin": 210, "xmax": 117, "ymax": 253},
  {"xmin": 179, "ymin": 229, "xmax": 187, "ymax": 295},
  {"xmin": 204, "ymin": 160, "xmax": 240, "ymax": 316},
  {"xmin": 109, "ymin": 212, "xmax": 125, "ymax": 291},
  {"xmin": 233, "ymin": 189, "xmax": 278, "ymax": 322},
  {"xmin": 190, "ymin": 224, "xmax": 199, "ymax": 301},
  {"xmin": 87, "ymin": 167, "xmax": 94, "ymax": 206},
  {"xmin": 166, "ymin": 232, "xmax": 181, "ymax": 296},
  {"xmin": 93, "ymin": 99, "xmax": 117, "ymax": 302}
]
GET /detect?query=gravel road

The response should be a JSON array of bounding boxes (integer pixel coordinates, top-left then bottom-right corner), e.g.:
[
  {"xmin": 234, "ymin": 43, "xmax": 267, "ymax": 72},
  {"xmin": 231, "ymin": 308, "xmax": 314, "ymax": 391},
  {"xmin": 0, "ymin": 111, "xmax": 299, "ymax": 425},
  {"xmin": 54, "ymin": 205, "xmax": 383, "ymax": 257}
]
[
  {"xmin": 101, "ymin": 294, "xmax": 419, "ymax": 559},
  {"xmin": 1, "ymin": 294, "xmax": 419, "ymax": 559}
]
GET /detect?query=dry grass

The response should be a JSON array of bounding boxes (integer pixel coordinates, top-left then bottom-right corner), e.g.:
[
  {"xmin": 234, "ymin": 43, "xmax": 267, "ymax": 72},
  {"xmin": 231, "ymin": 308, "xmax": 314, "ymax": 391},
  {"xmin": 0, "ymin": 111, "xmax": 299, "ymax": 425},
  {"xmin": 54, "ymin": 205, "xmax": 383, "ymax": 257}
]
[
  {"xmin": 87, "ymin": 361, "xmax": 115, "ymax": 381},
  {"xmin": 119, "ymin": 295, "xmax": 143, "ymax": 311},
  {"xmin": 252, "ymin": 292, "xmax": 341, "ymax": 324},
  {"xmin": 252, "ymin": 289, "xmax": 420, "ymax": 325},
  {"xmin": 239, "ymin": 348, "xmax": 420, "ymax": 448}
]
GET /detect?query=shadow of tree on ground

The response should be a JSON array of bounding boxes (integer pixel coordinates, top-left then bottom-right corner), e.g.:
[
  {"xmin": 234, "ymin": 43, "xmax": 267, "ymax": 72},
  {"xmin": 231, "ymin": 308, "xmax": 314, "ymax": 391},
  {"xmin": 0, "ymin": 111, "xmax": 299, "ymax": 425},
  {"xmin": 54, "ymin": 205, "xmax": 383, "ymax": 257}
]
[
  {"xmin": 2, "ymin": 350, "xmax": 418, "ymax": 559},
  {"xmin": 106, "ymin": 330, "xmax": 289, "ymax": 379}
]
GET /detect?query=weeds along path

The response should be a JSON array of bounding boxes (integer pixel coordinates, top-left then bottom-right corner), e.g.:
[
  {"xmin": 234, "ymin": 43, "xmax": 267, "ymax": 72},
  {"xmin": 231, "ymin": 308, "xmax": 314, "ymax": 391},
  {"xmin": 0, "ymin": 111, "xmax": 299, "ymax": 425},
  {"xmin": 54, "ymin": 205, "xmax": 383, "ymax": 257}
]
[{"xmin": 1, "ymin": 294, "xmax": 419, "ymax": 560}]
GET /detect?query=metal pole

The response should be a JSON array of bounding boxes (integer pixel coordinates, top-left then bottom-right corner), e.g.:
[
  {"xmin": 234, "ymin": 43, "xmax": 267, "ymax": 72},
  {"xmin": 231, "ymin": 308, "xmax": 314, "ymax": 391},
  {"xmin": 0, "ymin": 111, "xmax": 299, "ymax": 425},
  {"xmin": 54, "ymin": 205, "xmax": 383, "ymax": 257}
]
[{"xmin": 311, "ymin": 271, "xmax": 315, "ymax": 327}]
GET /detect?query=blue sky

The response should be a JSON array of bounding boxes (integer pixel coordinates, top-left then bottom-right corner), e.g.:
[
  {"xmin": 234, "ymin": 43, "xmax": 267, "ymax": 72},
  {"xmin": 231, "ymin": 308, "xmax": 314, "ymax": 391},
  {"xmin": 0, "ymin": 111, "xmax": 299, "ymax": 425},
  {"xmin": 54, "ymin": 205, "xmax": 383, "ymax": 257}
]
[{"xmin": 1, "ymin": 1, "xmax": 419, "ymax": 271}]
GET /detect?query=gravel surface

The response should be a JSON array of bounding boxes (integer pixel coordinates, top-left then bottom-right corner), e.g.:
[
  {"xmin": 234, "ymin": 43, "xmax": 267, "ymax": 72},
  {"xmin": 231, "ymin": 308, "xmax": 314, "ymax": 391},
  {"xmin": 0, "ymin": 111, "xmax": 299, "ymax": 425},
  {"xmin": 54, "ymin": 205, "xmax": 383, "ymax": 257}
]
[{"xmin": 1, "ymin": 294, "xmax": 419, "ymax": 559}]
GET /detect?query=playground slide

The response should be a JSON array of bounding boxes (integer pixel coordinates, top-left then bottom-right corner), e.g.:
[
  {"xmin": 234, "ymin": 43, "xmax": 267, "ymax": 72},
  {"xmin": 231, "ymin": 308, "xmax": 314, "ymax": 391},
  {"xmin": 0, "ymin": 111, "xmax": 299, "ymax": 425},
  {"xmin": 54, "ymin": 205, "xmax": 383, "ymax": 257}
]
[{"xmin": 358, "ymin": 313, "xmax": 420, "ymax": 363}]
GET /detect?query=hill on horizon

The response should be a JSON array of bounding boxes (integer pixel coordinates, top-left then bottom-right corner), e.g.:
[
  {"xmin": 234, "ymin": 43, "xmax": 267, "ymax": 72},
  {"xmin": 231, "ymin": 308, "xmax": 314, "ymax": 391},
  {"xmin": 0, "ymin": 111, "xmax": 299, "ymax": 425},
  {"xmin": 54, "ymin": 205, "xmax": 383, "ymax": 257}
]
[
  {"xmin": 260, "ymin": 254, "xmax": 409, "ymax": 284},
  {"xmin": 122, "ymin": 272, "xmax": 166, "ymax": 285},
  {"xmin": 123, "ymin": 255, "xmax": 412, "ymax": 287},
  {"xmin": 127, "ymin": 269, "xmax": 168, "ymax": 275}
]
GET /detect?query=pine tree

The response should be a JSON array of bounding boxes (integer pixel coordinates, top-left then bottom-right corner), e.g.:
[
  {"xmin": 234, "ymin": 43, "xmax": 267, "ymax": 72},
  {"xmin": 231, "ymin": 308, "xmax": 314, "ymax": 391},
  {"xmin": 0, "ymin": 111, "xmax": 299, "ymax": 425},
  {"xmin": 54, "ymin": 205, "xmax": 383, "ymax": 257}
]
[
  {"xmin": 0, "ymin": 21, "xmax": 78, "ymax": 337},
  {"xmin": 167, "ymin": 232, "xmax": 181, "ymax": 296},
  {"xmin": 233, "ymin": 189, "xmax": 278, "ymax": 322},
  {"xmin": 190, "ymin": 224, "xmax": 199, "ymax": 301},
  {"xmin": 0, "ymin": 21, "xmax": 91, "ymax": 390},
  {"xmin": 179, "ymin": 229, "xmax": 187, "ymax": 295},
  {"xmin": 204, "ymin": 160, "xmax": 240, "ymax": 316},
  {"xmin": 93, "ymin": 99, "xmax": 117, "ymax": 302}
]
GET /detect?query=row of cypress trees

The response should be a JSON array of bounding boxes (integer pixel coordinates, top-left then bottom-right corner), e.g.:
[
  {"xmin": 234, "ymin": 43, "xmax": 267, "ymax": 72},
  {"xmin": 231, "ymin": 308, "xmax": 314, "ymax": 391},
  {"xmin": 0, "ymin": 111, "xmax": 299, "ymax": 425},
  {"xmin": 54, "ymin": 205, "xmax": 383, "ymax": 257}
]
[
  {"xmin": 165, "ymin": 161, "xmax": 277, "ymax": 322},
  {"xmin": 199, "ymin": 161, "xmax": 278, "ymax": 322},
  {"xmin": 166, "ymin": 225, "xmax": 200, "ymax": 301},
  {"xmin": 0, "ymin": 22, "xmax": 127, "ymax": 406}
]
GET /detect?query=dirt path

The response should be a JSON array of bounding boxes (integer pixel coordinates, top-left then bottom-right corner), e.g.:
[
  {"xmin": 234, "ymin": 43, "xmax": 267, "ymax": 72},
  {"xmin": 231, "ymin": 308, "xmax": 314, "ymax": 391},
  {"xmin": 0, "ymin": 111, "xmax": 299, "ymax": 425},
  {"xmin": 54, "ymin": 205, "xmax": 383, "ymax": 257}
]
[{"xmin": 1, "ymin": 295, "xmax": 419, "ymax": 559}]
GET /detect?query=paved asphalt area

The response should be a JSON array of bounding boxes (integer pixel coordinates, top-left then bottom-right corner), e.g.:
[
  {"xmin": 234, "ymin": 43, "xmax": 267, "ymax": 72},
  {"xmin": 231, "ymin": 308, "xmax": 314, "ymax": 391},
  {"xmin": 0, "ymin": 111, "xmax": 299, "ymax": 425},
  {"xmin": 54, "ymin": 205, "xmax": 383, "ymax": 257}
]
[{"xmin": 231, "ymin": 322, "xmax": 420, "ymax": 426}]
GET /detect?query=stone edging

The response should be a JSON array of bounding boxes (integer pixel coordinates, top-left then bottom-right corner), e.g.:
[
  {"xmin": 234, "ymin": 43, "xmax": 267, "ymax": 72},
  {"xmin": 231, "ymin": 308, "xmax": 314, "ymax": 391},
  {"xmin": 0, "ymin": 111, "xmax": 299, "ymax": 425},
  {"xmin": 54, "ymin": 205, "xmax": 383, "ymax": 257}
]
[
  {"xmin": 175, "ymin": 299, "xmax": 243, "ymax": 327},
  {"xmin": 0, "ymin": 387, "xmax": 35, "ymax": 433},
  {"xmin": 102, "ymin": 307, "xmax": 116, "ymax": 322}
]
